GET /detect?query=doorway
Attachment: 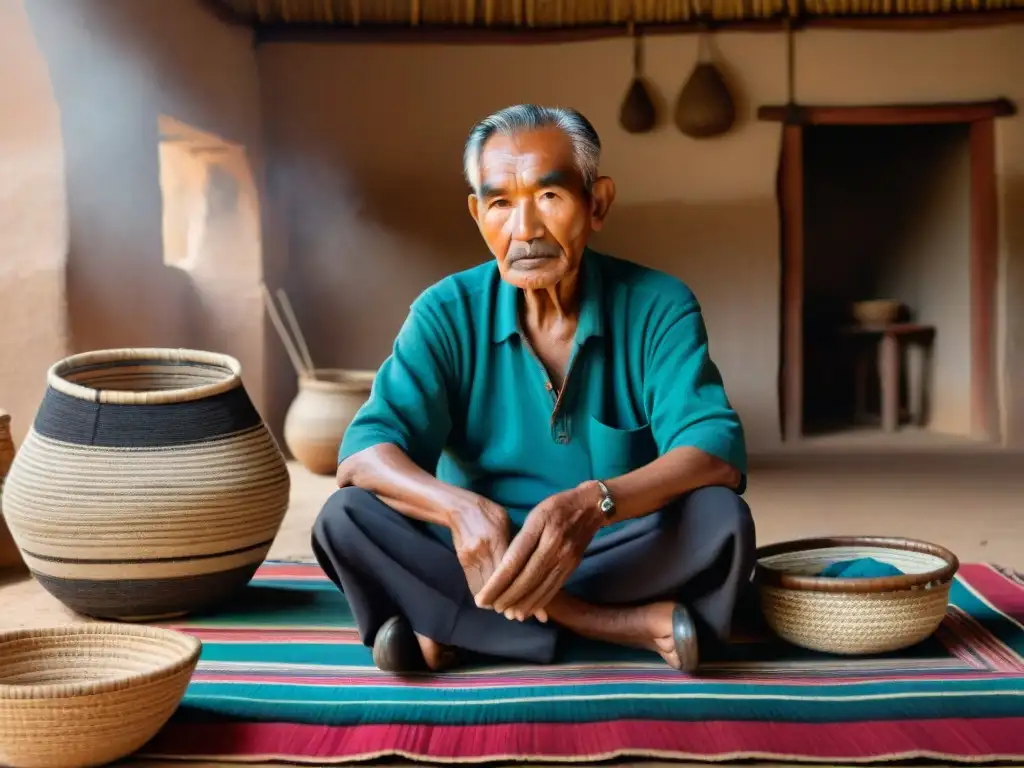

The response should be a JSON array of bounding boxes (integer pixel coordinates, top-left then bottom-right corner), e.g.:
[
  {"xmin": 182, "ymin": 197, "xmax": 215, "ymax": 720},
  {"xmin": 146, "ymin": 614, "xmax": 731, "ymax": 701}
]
[
  {"xmin": 802, "ymin": 122, "xmax": 971, "ymax": 437},
  {"xmin": 762, "ymin": 100, "xmax": 1011, "ymax": 444}
]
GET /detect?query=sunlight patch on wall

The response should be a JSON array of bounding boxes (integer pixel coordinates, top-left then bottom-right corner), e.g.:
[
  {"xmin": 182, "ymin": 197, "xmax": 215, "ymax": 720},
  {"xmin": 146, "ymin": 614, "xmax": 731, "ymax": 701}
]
[
  {"xmin": 158, "ymin": 139, "xmax": 207, "ymax": 272},
  {"xmin": 157, "ymin": 114, "xmax": 259, "ymax": 276}
]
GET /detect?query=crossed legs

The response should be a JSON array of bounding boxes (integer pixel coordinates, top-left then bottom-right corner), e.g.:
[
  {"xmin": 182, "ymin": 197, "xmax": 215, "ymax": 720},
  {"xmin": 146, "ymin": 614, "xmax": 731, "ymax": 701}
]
[{"xmin": 311, "ymin": 485, "xmax": 755, "ymax": 670}]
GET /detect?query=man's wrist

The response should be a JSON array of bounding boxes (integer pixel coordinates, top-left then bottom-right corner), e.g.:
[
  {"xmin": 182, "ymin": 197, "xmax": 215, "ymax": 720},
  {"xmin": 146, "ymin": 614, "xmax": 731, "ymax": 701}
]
[
  {"xmin": 577, "ymin": 479, "xmax": 616, "ymax": 527},
  {"xmin": 443, "ymin": 490, "xmax": 501, "ymax": 529}
]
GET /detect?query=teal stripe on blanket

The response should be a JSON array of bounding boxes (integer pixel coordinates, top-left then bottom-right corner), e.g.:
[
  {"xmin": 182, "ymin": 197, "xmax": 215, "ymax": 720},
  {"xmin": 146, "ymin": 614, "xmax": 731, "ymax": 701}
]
[{"xmin": 181, "ymin": 678, "xmax": 1024, "ymax": 726}]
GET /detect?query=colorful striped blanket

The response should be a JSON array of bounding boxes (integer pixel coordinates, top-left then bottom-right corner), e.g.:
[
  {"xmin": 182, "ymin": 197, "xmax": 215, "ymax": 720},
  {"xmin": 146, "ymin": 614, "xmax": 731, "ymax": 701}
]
[{"xmin": 141, "ymin": 561, "xmax": 1024, "ymax": 764}]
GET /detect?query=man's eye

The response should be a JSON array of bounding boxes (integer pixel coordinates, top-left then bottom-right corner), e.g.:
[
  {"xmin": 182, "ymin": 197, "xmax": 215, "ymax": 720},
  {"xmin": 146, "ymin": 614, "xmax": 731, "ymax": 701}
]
[
  {"xmin": 491, "ymin": 199, "xmax": 511, "ymax": 209},
  {"xmin": 541, "ymin": 191, "xmax": 558, "ymax": 200}
]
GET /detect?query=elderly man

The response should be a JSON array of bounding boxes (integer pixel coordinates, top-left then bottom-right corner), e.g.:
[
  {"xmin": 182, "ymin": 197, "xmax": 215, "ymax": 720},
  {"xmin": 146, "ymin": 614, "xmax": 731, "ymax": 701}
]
[{"xmin": 312, "ymin": 104, "xmax": 754, "ymax": 675}]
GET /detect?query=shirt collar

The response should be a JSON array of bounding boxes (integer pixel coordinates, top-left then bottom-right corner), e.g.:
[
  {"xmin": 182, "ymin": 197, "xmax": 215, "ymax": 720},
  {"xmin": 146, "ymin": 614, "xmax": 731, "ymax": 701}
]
[{"xmin": 491, "ymin": 247, "xmax": 605, "ymax": 345}]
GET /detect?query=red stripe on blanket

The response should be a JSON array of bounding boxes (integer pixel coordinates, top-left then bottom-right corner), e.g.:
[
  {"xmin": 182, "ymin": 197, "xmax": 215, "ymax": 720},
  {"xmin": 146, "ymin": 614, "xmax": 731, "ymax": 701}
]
[
  {"xmin": 144, "ymin": 717, "xmax": 1024, "ymax": 763},
  {"xmin": 961, "ymin": 564, "xmax": 1024, "ymax": 622},
  {"xmin": 251, "ymin": 563, "xmax": 323, "ymax": 580}
]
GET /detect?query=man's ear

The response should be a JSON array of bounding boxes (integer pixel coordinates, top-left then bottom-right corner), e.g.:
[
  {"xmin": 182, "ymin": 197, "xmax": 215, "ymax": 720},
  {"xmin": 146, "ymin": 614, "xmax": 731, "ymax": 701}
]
[
  {"xmin": 467, "ymin": 194, "xmax": 481, "ymax": 227},
  {"xmin": 589, "ymin": 176, "xmax": 616, "ymax": 232}
]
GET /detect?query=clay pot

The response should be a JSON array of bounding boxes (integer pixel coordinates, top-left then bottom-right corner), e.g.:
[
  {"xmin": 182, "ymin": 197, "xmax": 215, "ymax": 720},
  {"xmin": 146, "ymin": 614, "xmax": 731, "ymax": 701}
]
[
  {"xmin": 674, "ymin": 32, "xmax": 736, "ymax": 139},
  {"xmin": 618, "ymin": 32, "xmax": 657, "ymax": 134},
  {"xmin": 284, "ymin": 369, "xmax": 375, "ymax": 475},
  {"xmin": 620, "ymin": 78, "xmax": 658, "ymax": 134},
  {"xmin": 2, "ymin": 348, "xmax": 290, "ymax": 620},
  {"xmin": 674, "ymin": 61, "xmax": 735, "ymax": 138}
]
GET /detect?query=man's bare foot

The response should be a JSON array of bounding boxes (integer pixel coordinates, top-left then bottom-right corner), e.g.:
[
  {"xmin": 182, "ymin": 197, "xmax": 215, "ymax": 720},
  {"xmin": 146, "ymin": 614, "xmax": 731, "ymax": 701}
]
[
  {"xmin": 636, "ymin": 601, "xmax": 684, "ymax": 669},
  {"xmin": 543, "ymin": 594, "xmax": 698, "ymax": 672},
  {"xmin": 415, "ymin": 632, "xmax": 458, "ymax": 671}
]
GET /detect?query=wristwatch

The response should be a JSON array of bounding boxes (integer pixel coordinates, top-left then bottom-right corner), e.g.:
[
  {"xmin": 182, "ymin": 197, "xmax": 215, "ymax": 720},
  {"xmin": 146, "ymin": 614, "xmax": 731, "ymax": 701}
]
[{"xmin": 595, "ymin": 480, "xmax": 616, "ymax": 519}]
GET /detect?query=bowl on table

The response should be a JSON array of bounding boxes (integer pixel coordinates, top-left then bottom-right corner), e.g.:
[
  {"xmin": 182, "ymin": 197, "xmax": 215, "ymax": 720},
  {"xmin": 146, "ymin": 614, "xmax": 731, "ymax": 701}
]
[
  {"xmin": 852, "ymin": 299, "xmax": 901, "ymax": 326},
  {"xmin": 753, "ymin": 536, "xmax": 959, "ymax": 655},
  {"xmin": 0, "ymin": 623, "xmax": 201, "ymax": 768}
]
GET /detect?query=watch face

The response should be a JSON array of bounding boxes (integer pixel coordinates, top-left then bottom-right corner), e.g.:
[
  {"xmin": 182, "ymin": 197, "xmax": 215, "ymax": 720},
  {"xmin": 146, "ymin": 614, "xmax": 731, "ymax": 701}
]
[{"xmin": 600, "ymin": 497, "xmax": 615, "ymax": 514}]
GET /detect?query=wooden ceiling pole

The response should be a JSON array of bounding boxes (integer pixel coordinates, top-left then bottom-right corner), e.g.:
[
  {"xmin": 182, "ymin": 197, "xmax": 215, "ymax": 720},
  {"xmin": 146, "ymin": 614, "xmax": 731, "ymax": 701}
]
[{"xmin": 758, "ymin": 99, "xmax": 1017, "ymax": 124}]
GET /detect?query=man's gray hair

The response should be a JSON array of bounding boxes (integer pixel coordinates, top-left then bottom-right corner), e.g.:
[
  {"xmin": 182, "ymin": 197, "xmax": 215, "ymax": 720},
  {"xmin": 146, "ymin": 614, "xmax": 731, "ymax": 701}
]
[{"xmin": 463, "ymin": 104, "xmax": 602, "ymax": 196}]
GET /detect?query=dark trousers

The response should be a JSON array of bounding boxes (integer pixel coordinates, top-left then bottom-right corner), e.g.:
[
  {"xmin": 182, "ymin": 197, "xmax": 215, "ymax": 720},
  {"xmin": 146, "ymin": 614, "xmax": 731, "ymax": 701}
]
[{"xmin": 311, "ymin": 485, "xmax": 755, "ymax": 664}]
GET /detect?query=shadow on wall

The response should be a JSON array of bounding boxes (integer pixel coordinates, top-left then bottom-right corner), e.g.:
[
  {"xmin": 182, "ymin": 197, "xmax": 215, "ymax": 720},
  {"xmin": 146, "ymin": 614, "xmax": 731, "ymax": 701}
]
[
  {"xmin": 21, "ymin": 0, "xmax": 271, "ymax": 415},
  {"xmin": 25, "ymin": 1, "xmax": 198, "ymax": 353},
  {"xmin": 271, "ymin": 159, "xmax": 490, "ymax": 372},
  {"xmin": 0, "ymin": 0, "xmax": 68, "ymax": 444}
]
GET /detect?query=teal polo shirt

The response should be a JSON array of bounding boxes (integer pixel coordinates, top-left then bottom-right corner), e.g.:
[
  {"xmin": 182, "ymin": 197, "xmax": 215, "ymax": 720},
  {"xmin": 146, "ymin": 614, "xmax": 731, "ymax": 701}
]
[{"xmin": 339, "ymin": 248, "xmax": 747, "ymax": 539}]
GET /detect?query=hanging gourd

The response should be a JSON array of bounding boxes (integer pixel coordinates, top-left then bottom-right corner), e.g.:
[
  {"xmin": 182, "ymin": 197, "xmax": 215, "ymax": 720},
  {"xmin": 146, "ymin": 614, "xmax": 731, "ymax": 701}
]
[
  {"xmin": 674, "ymin": 26, "xmax": 736, "ymax": 139},
  {"xmin": 618, "ymin": 22, "xmax": 657, "ymax": 134}
]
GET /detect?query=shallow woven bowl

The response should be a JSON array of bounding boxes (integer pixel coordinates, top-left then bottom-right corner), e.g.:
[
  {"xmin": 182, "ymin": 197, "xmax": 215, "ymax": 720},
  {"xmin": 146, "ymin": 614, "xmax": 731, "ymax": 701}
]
[
  {"xmin": 754, "ymin": 536, "xmax": 959, "ymax": 655},
  {"xmin": 0, "ymin": 624, "xmax": 201, "ymax": 768},
  {"xmin": 852, "ymin": 299, "xmax": 900, "ymax": 326}
]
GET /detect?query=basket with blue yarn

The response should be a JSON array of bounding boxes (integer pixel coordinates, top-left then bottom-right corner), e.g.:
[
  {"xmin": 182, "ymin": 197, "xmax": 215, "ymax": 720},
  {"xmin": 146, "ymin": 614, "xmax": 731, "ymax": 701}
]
[
  {"xmin": 2, "ymin": 348, "xmax": 290, "ymax": 621},
  {"xmin": 754, "ymin": 536, "xmax": 959, "ymax": 655}
]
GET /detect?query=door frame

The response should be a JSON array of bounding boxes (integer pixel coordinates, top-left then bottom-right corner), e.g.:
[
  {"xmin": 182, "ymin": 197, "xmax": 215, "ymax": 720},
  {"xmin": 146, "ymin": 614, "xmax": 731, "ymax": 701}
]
[{"xmin": 758, "ymin": 99, "xmax": 1015, "ymax": 443}]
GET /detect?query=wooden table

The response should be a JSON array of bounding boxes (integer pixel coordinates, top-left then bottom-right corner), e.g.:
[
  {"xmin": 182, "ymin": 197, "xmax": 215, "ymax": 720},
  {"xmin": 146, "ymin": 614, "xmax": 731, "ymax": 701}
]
[{"xmin": 840, "ymin": 323, "xmax": 936, "ymax": 432}]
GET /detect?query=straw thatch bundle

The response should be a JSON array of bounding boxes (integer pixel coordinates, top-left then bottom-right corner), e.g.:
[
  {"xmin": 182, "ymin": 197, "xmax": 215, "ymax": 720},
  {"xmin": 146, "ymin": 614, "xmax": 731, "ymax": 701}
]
[{"xmin": 212, "ymin": 0, "xmax": 1024, "ymax": 26}]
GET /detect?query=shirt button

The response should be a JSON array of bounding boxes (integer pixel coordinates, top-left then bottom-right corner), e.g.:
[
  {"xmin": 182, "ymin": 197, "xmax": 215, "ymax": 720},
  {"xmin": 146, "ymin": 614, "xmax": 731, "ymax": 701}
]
[{"xmin": 544, "ymin": 381, "xmax": 554, "ymax": 391}]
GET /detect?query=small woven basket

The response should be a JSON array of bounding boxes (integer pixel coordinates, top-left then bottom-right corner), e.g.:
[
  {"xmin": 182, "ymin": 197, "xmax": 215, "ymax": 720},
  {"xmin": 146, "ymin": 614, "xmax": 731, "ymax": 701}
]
[
  {"xmin": 852, "ymin": 299, "xmax": 900, "ymax": 326},
  {"xmin": 0, "ymin": 623, "xmax": 201, "ymax": 768},
  {"xmin": 754, "ymin": 537, "xmax": 959, "ymax": 655}
]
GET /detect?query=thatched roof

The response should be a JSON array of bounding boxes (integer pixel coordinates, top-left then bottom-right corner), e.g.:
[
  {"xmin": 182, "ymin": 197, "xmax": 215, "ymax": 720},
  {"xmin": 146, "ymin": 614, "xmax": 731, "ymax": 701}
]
[{"xmin": 209, "ymin": 0, "xmax": 1024, "ymax": 30}]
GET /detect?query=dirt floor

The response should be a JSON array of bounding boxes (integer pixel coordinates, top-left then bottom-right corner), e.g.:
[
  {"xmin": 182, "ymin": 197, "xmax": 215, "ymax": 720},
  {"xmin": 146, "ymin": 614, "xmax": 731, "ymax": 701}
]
[{"xmin": 2, "ymin": 445, "xmax": 1022, "ymax": 768}]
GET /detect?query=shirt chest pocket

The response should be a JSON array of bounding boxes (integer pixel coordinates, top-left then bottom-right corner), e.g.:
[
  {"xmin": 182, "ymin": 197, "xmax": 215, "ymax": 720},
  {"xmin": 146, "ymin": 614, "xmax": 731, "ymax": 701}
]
[{"xmin": 586, "ymin": 416, "xmax": 658, "ymax": 480}]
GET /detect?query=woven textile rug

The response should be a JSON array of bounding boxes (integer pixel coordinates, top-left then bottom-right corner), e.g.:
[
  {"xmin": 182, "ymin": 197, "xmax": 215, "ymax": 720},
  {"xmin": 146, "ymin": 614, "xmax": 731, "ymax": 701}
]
[{"xmin": 139, "ymin": 561, "xmax": 1024, "ymax": 764}]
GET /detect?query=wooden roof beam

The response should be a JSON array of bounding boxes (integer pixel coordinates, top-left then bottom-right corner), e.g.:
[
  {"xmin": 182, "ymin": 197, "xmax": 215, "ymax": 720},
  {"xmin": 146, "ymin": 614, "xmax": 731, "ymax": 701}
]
[{"xmin": 757, "ymin": 99, "xmax": 1017, "ymax": 125}]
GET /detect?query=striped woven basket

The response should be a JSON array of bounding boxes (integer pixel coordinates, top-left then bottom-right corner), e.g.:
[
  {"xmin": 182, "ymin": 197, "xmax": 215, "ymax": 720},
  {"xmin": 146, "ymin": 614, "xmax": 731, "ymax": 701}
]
[
  {"xmin": 754, "ymin": 537, "xmax": 959, "ymax": 655},
  {"xmin": 2, "ymin": 348, "xmax": 290, "ymax": 621},
  {"xmin": 0, "ymin": 623, "xmax": 200, "ymax": 768}
]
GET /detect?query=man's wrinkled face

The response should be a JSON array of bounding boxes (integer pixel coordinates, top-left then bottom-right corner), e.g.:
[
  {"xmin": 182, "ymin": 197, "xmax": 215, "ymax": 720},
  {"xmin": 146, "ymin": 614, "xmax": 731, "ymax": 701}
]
[{"xmin": 467, "ymin": 127, "xmax": 610, "ymax": 291}]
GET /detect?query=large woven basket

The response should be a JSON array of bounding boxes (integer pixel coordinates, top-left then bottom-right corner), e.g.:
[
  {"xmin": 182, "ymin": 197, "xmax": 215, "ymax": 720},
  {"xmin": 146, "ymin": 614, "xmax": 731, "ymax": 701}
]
[
  {"xmin": 0, "ymin": 623, "xmax": 201, "ymax": 768},
  {"xmin": 2, "ymin": 348, "xmax": 291, "ymax": 620},
  {"xmin": 754, "ymin": 537, "xmax": 959, "ymax": 655}
]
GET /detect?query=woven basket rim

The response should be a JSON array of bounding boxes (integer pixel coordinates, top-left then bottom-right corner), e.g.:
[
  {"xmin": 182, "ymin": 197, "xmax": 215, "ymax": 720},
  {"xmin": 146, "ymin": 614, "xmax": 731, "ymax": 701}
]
[
  {"xmin": 297, "ymin": 368, "xmax": 376, "ymax": 394},
  {"xmin": 753, "ymin": 535, "xmax": 959, "ymax": 593},
  {"xmin": 48, "ymin": 348, "xmax": 242, "ymax": 405},
  {"xmin": 0, "ymin": 623, "xmax": 202, "ymax": 701}
]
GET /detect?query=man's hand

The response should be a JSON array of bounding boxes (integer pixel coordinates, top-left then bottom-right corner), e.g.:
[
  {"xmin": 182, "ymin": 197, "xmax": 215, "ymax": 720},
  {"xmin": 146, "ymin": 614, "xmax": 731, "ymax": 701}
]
[
  {"xmin": 474, "ymin": 482, "xmax": 605, "ymax": 622},
  {"xmin": 449, "ymin": 501, "xmax": 512, "ymax": 597}
]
